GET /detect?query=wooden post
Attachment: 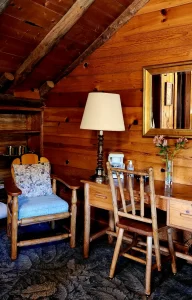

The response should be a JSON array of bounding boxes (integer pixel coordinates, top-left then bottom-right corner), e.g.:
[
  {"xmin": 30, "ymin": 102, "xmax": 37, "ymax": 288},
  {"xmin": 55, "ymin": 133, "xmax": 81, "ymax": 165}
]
[
  {"xmin": 0, "ymin": 72, "xmax": 14, "ymax": 93},
  {"xmin": 108, "ymin": 210, "xmax": 114, "ymax": 244},
  {"xmin": 11, "ymin": 196, "xmax": 18, "ymax": 260},
  {"xmin": 84, "ymin": 182, "xmax": 90, "ymax": 258},
  {"xmin": 51, "ymin": 177, "xmax": 57, "ymax": 230},
  {"xmin": 39, "ymin": 81, "xmax": 54, "ymax": 97},
  {"xmin": 52, "ymin": 178, "xmax": 57, "ymax": 194},
  {"xmin": 109, "ymin": 227, "xmax": 124, "ymax": 278},
  {"xmin": 145, "ymin": 236, "xmax": 153, "ymax": 296},
  {"xmin": 149, "ymin": 167, "xmax": 161, "ymax": 271},
  {"xmin": 70, "ymin": 189, "xmax": 77, "ymax": 248},
  {"xmin": 167, "ymin": 227, "xmax": 177, "ymax": 274}
]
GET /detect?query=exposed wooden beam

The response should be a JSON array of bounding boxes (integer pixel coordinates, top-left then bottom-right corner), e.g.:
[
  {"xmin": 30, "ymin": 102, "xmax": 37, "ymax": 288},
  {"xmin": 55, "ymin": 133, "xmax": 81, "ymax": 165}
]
[
  {"xmin": 14, "ymin": 89, "xmax": 40, "ymax": 100},
  {"xmin": 0, "ymin": 94, "xmax": 43, "ymax": 107},
  {"xmin": 0, "ymin": 72, "xmax": 14, "ymax": 93},
  {"xmin": 13, "ymin": 0, "xmax": 95, "ymax": 86},
  {"xmin": 39, "ymin": 81, "xmax": 54, "ymax": 97},
  {"xmin": 0, "ymin": 0, "xmax": 10, "ymax": 14},
  {"xmin": 54, "ymin": 0, "xmax": 150, "ymax": 85}
]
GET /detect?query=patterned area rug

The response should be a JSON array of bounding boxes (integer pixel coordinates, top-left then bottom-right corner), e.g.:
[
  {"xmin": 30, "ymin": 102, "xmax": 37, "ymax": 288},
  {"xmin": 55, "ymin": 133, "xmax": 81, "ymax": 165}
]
[{"xmin": 0, "ymin": 228, "xmax": 192, "ymax": 300}]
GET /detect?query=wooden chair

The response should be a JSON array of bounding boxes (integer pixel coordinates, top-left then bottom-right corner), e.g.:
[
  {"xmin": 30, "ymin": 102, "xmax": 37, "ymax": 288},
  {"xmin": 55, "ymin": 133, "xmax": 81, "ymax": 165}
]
[
  {"xmin": 106, "ymin": 162, "xmax": 177, "ymax": 296},
  {"xmin": 5, "ymin": 154, "xmax": 80, "ymax": 260}
]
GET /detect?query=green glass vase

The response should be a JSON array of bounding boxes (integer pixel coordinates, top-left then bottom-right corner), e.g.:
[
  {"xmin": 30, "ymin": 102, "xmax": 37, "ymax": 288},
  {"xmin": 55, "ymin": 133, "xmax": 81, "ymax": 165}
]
[{"xmin": 165, "ymin": 159, "xmax": 173, "ymax": 188}]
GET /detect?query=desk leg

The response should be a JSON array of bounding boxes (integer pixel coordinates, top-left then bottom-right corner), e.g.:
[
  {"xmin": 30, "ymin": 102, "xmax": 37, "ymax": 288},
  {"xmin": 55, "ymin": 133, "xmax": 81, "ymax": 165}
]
[
  {"xmin": 84, "ymin": 183, "xmax": 90, "ymax": 258},
  {"xmin": 108, "ymin": 210, "xmax": 114, "ymax": 244}
]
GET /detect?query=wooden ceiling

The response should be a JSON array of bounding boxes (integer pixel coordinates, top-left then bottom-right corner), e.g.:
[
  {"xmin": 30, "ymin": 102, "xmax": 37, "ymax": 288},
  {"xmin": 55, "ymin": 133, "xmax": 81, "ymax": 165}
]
[{"xmin": 0, "ymin": 0, "xmax": 149, "ymax": 99}]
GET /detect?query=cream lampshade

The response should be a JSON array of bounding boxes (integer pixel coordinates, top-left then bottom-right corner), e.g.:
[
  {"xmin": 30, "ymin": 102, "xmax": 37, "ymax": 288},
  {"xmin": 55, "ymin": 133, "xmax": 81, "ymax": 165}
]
[{"xmin": 80, "ymin": 92, "xmax": 125, "ymax": 183}]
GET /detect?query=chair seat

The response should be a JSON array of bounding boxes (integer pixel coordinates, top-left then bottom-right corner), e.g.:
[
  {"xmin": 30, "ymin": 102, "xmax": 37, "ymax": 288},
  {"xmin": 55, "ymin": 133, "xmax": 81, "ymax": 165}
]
[
  {"xmin": 117, "ymin": 209, "xmax": 167, "ymax": 236},
  {"xmin": 0, "ymin": 202, "xmax": 7, "ymax": 219},
  {"xmin": 18, "ymin": 194, "xmax": 69, "ymax": 220}
]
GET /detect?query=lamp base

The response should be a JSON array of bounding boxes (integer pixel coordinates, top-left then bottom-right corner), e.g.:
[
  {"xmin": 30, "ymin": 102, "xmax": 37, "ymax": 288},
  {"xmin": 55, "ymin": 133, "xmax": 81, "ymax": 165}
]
[
  {"xmin": 95, "ymin": 175, "xmax": 105, "ymax": 184},
  {"xmin": 90, "ymin": 173, "xmax": 105, "ymax": 184},
  {"xmin": 90, "ymin": 130, "xmax": 106, "ymax": 184}
]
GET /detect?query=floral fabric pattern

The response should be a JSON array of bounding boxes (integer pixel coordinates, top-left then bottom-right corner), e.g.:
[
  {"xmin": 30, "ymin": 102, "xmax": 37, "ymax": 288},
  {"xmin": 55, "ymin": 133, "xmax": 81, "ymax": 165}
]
[{"xmin": 13, "ymin": 163, "xmax": 53, "ymax": 197}]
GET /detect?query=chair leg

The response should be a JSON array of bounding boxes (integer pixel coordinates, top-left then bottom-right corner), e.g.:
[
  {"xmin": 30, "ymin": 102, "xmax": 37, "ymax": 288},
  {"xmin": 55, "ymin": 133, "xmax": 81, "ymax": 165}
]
[
  {"xmin": 167, "ymin": 227, "xmax": 177, "ymax": 274},
  {"xmin": 145, "ymin": 236, "xmax": 152, "ymax": 296},
  {"xmin": 11, "ymin": 196, "xmax": 18, "ymax": 260},
  {"xmin": 70, "ymin": 189, "xmax": 77, "ymax": 248},
  {"xmin": 108, "ymin": 210, "xmax": 114, "ymax": 244},
  {"xmin": 153, "ymin": 232, "xmax": 161, "ymax": 271},
  {"xmin": 109, "ymin": 228, "xmax": 124, "ymax": 279}
]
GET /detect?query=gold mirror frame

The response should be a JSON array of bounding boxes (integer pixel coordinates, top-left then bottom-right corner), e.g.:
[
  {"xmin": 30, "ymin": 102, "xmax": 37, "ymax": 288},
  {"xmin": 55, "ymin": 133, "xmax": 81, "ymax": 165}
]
[{"xmin": 143, "ymin": 61, "xmax": 192, "ymax": 138}]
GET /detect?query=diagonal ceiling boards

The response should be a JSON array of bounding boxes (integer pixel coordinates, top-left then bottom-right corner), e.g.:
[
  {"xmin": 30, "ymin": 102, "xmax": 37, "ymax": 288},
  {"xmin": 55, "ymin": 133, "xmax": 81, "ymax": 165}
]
[
  {"xmin": 0, "ymin": 0, "xmax": 10, "ymax": 14},
  {"xmin": 13, "ymin": 0, "xmax": 95, "ymax": 86},
  {"xmin": 3, "ymin": 0, "xmax": 149, "ymax": 98}
]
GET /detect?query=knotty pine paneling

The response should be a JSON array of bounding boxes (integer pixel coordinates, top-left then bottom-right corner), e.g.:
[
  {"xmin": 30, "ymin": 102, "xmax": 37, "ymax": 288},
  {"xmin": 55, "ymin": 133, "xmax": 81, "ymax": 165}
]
[
  {"xmin": 6, "ymin": 0, "xmax": 61, "ymax": 30},
  {"xmin": 54, "ymin": 71, "xmax": 143, "ymax": 92},
  {"xmin": 46, "ymin": 0, "xmax": 192, "ymax": 186},
  {"xmin": 137, "ymin": 0, "xmax": 192, "ymax": 15},
  {"xmin": 47, "ymin": 90, "xmax": 143, "ymax": 107}
]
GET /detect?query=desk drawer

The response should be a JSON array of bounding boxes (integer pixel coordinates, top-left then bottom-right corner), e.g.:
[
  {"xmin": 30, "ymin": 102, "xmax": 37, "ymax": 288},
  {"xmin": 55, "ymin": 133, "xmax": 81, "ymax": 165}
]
[
  {"xmin": 168, "ymin": 198, "xmax": 192, "ymax": 231},
  {"xmin": 89, "ymin": 184, "xmax": 113, "ymax": 211}
]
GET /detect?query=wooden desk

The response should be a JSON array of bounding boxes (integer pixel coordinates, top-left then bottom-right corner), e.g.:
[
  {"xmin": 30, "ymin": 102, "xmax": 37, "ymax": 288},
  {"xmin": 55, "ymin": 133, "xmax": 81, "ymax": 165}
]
[{"xmin": 81, "ymin": 179, "xmax": 192, "ymax": 260}]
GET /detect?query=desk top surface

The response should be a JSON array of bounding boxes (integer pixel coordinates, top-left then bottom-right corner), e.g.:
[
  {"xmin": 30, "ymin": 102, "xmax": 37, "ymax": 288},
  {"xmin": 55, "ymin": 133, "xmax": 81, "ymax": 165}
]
[{"xmin": 81, "ymin": 179, "xmax": 192, "ymax": 202}]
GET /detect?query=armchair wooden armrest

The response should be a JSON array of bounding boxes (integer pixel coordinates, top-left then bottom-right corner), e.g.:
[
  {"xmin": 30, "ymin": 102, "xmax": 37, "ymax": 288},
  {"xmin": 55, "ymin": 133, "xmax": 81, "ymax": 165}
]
[
  {"xmin": 51, "ymin": 174, "xmax": 80, "ymax": 190},
  {"xmin": 4, "ymin": 177, "xmax": 22, "ymax": 197}
]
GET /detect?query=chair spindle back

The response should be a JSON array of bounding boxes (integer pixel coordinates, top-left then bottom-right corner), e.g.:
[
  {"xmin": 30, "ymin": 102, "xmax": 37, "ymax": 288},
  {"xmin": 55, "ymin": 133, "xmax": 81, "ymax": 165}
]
[{"xmin": 106, "ymin": 162, "xmax": 157, "ymax": 228}]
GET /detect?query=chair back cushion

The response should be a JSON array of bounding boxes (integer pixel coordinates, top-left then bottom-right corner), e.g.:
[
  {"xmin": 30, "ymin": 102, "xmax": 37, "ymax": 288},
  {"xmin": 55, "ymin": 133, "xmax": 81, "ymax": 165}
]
[{"xmin": 13, "ymin": 163, "xmax": 53, "ymax": 197}]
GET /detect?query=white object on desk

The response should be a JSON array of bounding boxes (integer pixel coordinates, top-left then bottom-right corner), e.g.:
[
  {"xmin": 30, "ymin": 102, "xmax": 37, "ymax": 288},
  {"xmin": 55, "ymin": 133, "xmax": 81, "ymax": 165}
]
[{"xmin": 108, "ymin": 152, "xmax": 125, "ymax": 178}]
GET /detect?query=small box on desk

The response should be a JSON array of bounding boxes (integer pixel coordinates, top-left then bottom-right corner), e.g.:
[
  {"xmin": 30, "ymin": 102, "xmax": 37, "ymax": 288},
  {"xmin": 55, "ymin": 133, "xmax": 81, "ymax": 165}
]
[{"xmin": 108, "ymin": 152, "xmax": 125, "ymax": 179}]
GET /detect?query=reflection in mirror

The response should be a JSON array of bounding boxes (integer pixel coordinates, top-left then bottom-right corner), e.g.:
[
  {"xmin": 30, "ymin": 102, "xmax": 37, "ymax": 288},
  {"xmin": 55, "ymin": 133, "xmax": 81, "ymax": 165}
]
[
  {"xmin": 143, "ymin": 62, "xmax": 192, "ymax": 137},
  {"xmin": 152, "ymin": 71, "xmax": 192, "ymax": 129}
]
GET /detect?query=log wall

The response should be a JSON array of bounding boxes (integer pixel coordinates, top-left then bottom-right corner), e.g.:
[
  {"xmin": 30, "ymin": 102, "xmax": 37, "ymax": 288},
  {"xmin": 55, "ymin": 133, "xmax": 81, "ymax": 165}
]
[{"xmin": 44, "ymin": 0, "xmax": 192, "ymax": 186}]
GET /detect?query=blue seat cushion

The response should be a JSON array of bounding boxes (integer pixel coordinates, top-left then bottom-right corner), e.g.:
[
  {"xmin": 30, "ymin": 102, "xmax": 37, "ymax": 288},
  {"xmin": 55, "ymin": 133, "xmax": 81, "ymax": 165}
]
[
  {"xmin": 18, "ymin": 194, "xmax": 69, "ymax": 220},
  {"xmin": 0, "ymin": 202, "xmax": 7, "ymax": 219}
]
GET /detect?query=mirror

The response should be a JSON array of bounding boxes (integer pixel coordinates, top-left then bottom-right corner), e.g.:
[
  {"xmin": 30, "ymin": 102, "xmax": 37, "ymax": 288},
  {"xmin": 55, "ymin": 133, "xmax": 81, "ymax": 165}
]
[{"xmin": 143, "ymin": 61, "xmax": 192, "ymax": 137}]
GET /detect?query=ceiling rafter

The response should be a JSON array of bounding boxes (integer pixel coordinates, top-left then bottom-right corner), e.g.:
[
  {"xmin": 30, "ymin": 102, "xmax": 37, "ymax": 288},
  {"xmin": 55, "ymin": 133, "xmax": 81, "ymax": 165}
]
[
  {"xmin": 13, "ymin": 0, "xmax": 95, "ymax": 87},
  {"xmin": 39, "ymin": 81, "xmax": 54, "ymax": 97},
  {"xmin": 0, "ymin": 72, "xmax": 14, "ymax": 93},
  {"xmin": 0, "ymin": 0, "xmax": 10, "ymax": 14},
  {"xmin": 42, "ymin": 0, "xmax": 150, "ymax": 94}
]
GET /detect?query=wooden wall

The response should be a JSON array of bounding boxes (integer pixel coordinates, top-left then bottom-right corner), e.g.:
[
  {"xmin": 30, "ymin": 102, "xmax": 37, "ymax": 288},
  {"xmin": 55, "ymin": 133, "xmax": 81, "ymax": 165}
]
[
  {"xmin": 0, "ymin": 114, "xmax": 28, "ymax": 180},
  {"xmin": 0, "ymin": 110, "xmax": 41, "ymax": 182},
  {"xmin": 44, "ymin": 0, "xmax": 192, "ymax": 186}
]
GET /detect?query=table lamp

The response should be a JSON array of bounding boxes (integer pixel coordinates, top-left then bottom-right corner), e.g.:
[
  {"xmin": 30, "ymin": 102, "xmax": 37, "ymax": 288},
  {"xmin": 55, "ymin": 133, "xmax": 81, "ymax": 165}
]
[{"xmin": 80, "ymin": 92, "xmax": 125, "ymax": 183}]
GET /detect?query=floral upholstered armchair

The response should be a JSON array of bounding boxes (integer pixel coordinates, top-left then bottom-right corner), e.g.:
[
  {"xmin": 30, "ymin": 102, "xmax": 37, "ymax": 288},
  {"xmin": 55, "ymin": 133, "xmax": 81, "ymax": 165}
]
[{"xmin": 4, "ymin": 154, "xmax": 80, "ymax": 260}]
